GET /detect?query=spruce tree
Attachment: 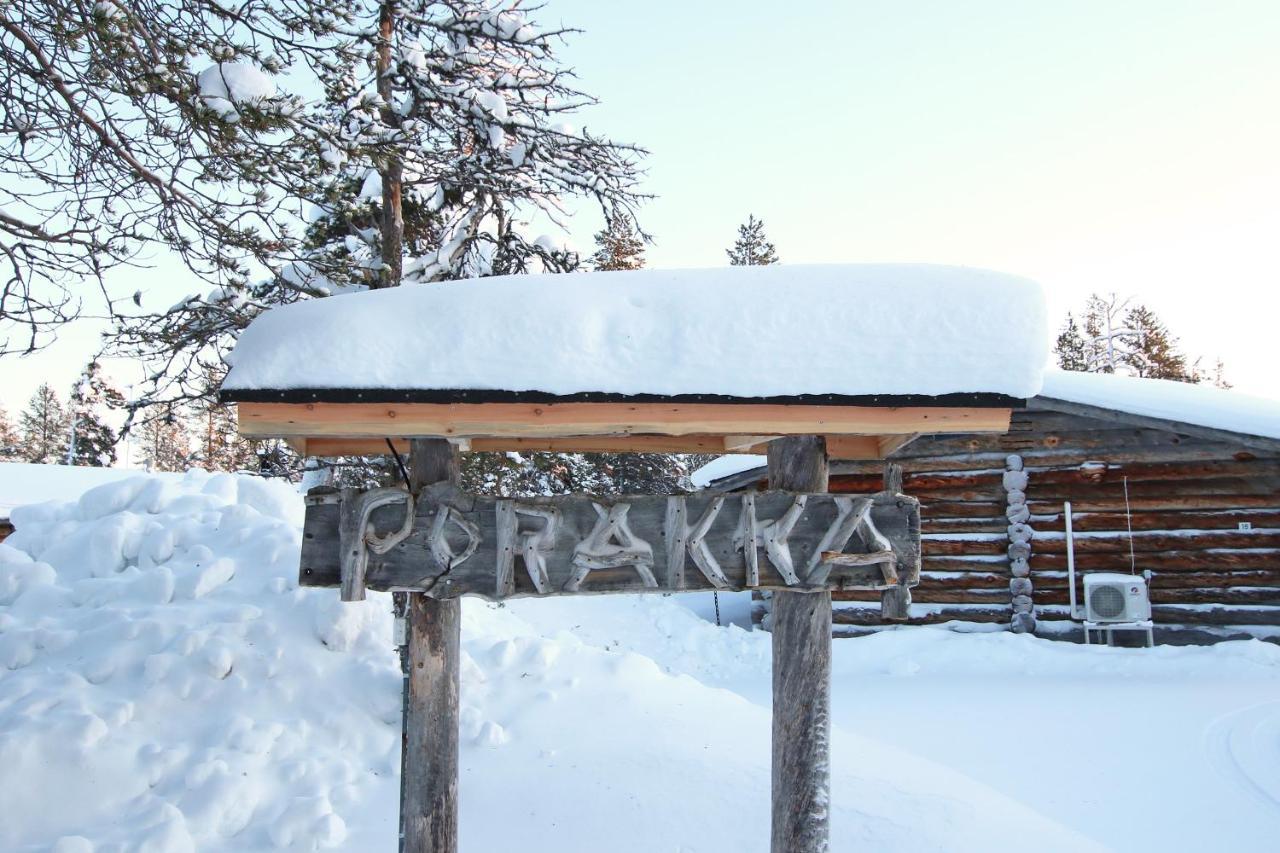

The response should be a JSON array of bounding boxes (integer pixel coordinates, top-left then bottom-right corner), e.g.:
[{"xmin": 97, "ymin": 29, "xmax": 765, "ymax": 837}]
[
  {"xmin": 66, "ymin": 361, "xmax": 124, "ymax": 466},
  {"xmin": 1121, "ymin": 304, "xmax": 1194, "ymax": 381},
  {"xmin": 19, "ymin": 383, "xmax": 67, "ymax": 463},
  {"xmin": 0, "ymin": 406, "xmax": 21, "ymax": 461},
  {"xmin": 1054, "ymin": 316, "xmax": 1089, "ymax": 371},
  {"xmin": 726, "ymin": 215, "xmax": 779, "ymax": 266},
  {"xmin": 590, "ymin": 215, "xmax": 646, "ymax": 271}
]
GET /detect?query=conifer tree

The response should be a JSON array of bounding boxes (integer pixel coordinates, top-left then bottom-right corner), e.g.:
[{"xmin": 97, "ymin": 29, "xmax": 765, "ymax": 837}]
[
  {"xmin": 1054, "ymin": 316, "xmax": 1089, "ymax": 372},
  {"xmin": 19, "ymin": 383, "xmax": 67, "ymax": 463},
  {"xmin": 191, "ymin": 366, "xmax": 259, "ymax": 472},
  {"xmin": 589, "ymin": 215, "xmax": 646, "ymax": 271},
  {"xmin": 1057, "ymin": 293, "xmax": 1220, "ymax": 385},
  {"xmin": 1120, "ymin": 304, "xmax": 1194, "ymax": 381},
  {"xmin": 0, "ymin": 406, "xmax": 21, "ymax": 461},
  {"xmin": 726, "ymin": 215, "xmax": 779, "ymax": 266},
  {"xmin": 138, "ymin": 407, "xmax": 193, "ymax": 472},
  {"xmin": 66, "ymin": 361, "xmax": 124, "ymax": 466}
]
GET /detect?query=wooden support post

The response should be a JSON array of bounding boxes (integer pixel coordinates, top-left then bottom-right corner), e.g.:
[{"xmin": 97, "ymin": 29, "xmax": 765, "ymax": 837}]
[
  {"xmin": 402, "ymin": 438, "xmax": 460, "ymax": 853},
  {"xmin": 880, "ymin": 461, "xmax": 912, "ymax": 620},
  {"xmin": 767, "ymin": 436, "xmax": 831, "ymax": 853}
]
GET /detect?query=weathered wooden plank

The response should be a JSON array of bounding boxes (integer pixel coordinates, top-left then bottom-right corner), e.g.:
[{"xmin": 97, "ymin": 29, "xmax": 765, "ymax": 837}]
[
  {"xmin": 1032, "ymin": 395, "xmax": 1280, "ymax": 454},
  {"xmin": 301, "ymin": 486, "xmax": 921, "ymax": 598},
  {"xmin": 768, "ymin": 435, "xmax": 830, "ymax": 853}
]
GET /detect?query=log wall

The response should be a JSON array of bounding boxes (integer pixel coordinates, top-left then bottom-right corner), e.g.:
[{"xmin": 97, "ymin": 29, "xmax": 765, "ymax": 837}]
[{"xmin": 747, "ymin": 408, "xmax": 1280, "ymax": 643}]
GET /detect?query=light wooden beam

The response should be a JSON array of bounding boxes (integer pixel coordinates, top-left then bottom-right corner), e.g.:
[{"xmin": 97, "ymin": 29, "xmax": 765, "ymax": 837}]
[
  {"xmin": 241, "ymin": 402, "xmax": 1012, "ymax": 441},
  {"xmin": 288, "ymin": 432, "xmax": 926, "ymax": 459},
  {"xmin": 877, "ymin": 433, "xmax": 921, "ymax": 458},
  {"xmin": 723, "ymin": 434, "xmax": 778, "ymax": 452}
]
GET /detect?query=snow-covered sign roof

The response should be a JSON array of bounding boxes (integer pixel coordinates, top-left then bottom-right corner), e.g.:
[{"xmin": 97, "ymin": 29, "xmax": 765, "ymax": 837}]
[
  {"xmin": 1039, "ymin": 371, "xmax": 1280, "ymax": 444},
  {"xmin": 222, "ymin": 264, "xmax": 1047, "ymax": 402}
]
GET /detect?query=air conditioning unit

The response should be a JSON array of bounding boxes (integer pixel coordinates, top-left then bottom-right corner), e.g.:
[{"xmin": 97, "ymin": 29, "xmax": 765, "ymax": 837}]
[{"xmin": 1083, "ymin": 573, "xmax": 1151, "ymax": 623}]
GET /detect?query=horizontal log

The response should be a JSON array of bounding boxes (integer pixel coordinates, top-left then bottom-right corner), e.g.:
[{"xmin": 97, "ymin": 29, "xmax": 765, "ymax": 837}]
[
  {"xmin": 831, "ymin": 606, "xmax": 1009, "ymax": 626},
  {"xmin": 835, "ymin": 588, "xmax": 1011, "ymax": 605},
  {"xmin": 1033, "ymin": 510, "xmax": 1280, "ymax": 533},
  {"xmin": 1028, "ymin": 494, "xmax": 1280, "ymax": 514},
  {"xmin": 1031, "ymin": 530, "xmax": 1280, "ymax": 554},
  {"xmin": 917, "ymin": 478, "xmax": 1280, "ymax": 503},
  {"xmin": 1032, "ymin": 569, "xmax": 1280, "ymax": 589},
  {"xmin": 1029, "ymin": 550, "xmax": 1280, "ymax": 572},
  {"xmin": 1030, "ymin": 587, "xmax": 1280, "ymax": 606},
  {"xmin": 1024, "ymin": 458, "xmax": 1280, "ymax": 486},
  {"xmin": 301, "ymin": 485, "xmax": 920, "ymax": 598},
  {"xmin": 241, "ymin": 401, "xmax": 1011, "ymax": 441}
]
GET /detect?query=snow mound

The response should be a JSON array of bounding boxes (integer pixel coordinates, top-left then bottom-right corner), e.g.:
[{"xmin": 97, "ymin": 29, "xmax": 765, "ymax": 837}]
[
  {"xmin": 2, "ymin": 471, "xmax": 1110, "ymax": 851},
  {"xmin": 223, "ymin": 264, "xmax": 1049, "ymax": 399},
  {"xmin": 691, "ymin": 453, "xmax": 767, "ymax": 488},
  {"xmin": 0, "ymin": 463, "xmax": 184, "ymax": 518}
]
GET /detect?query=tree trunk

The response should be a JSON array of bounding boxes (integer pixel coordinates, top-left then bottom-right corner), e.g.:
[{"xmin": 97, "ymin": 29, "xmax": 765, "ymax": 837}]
[
  {"xmin": 767, "ymin": 436, "xmax": 831, "ymax": 853},
  {"xmin": 376, "ymin": 0, "xmax": 404, "ymax": 288},
  {"xmin": 401, "ymin": 438, "xmax": 460, "ymax": 853}
]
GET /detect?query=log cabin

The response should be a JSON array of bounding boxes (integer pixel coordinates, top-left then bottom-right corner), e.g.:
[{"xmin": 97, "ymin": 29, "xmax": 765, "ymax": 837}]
[{"xmin": 695, "ymin": 371, "xmax": 1280, "ymax": 645}]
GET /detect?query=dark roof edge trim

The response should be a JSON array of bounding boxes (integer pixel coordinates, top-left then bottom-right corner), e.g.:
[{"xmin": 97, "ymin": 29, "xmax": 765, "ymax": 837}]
[{"xmin": 220, "ymin": 387, "xmax": 1025, "ymax": 408}]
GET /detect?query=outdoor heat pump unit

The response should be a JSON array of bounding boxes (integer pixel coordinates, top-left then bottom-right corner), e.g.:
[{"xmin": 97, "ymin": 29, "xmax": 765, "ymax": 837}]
[
  {"xmin": 1064, "ymin": 500, "xmax": 1155, "ymax": 646},
  {"xmin": 1082, "ymin": 572, "xmax": 1151, "ymax": 623}
]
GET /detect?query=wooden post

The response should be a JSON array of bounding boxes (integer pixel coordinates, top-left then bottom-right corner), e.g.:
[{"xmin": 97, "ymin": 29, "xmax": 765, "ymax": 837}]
[
  {"xmin": 880, "ymin": 462, "xmax": 912, "ymax": 620},
  {"xmin": 767, "ymin": 436, "xmax": 831, "ymax": 853},
  {"xmin": 402, "ymin": 438, "xmax": 460, "ymax": 853}
]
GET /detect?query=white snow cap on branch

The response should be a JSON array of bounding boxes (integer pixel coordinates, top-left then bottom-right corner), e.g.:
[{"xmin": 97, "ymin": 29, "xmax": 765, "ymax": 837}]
[
  {"xmin": 224, "ymin": 263, "xmax": 1049, "ymax": 398},
  {"xmin": 197, "ymin": 62, "xmax": 277, "ymax": 121}
]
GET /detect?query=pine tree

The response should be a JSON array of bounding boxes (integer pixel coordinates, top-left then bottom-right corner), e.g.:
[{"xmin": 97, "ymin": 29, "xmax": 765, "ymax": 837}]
[
  {"xmin": 1, "ymin": 1, "xmax": 320, "ymax": 354},
  {"xmin": 589, "ymin": 215, "xmax": 646, "ymax": 271},
  {"xmin": 190, "ymin": 366, "xmax": 260, "ymax": 472},
  {"xmin": 1058, "ymin": 293, "xmax": 1221, "ymax": 385},
  {"xmin": 1054, "ymin": 316, "xmax": 1089, "ymax": 371},
  {"xmin": 137, "ymin": 407, "xmax": 193, "ymax": 472},
  {"xmin": 1120, "ymin": 304, "xmax": 1194, "ymax": 381},
  {"xmin": 19, "ymin": 383, "xmax": 67, "ymax": 463},
  {"xmin": 65, "ymin": 361, "xmax": 124, "ymax": 466},
  {"xmin": 726, "ymin": 215, "xmax": 779, "ymax": 266},
  {"xmin": 112, "ymin": 0, "xmax": 648, "ymax": 420},
  {"xmin": 0, "ymin": 406, "xmax": 21, "ymax": 461}
]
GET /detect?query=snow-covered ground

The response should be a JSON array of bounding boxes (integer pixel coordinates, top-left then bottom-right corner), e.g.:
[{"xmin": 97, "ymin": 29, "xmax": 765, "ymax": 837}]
[{"xmin": 1, "ymin": 465, "xmax": 1278, "ymax": 852}]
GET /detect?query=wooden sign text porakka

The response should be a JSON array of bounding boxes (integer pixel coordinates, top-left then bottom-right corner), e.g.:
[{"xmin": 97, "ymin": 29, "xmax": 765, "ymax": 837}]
[{"xmin": 301, "ymin": 483, "xmax": 920, "ymax": 610}]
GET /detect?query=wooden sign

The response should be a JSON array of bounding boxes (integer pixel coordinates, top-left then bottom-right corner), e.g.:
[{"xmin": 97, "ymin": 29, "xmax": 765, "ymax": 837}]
[{"xmin": 301, "ymin": 484, "xmax": 920, "ymax": 602}]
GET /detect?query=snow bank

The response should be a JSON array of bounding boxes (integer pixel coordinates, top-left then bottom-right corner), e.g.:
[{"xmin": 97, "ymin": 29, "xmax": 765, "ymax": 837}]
[
  {"xmin": 1, "ymin": 470, "xmax": 1115, "ymax": 852},
  {"xmin": 0, "ymin": 463, "xmax": 182, "ymax": 518},
  {"xmin": 1041, "ymin": 370, "xmax": 1280, "ymax": 440},
  {"xmin": 223, "ymin": 264, "xmax": 1049, "ymax": 398}
]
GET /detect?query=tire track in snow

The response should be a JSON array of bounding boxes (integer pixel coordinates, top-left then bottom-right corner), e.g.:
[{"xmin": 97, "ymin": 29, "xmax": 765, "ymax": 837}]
[{"xmin": 1203, "ymin": 700, "xmax": 1280, "ymax": 816}]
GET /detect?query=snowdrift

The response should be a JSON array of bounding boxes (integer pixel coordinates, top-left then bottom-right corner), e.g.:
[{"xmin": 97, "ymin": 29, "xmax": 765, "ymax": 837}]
[{"xmin": 0, "ymin": 469, "xmax": 1109, "ymax": 851}]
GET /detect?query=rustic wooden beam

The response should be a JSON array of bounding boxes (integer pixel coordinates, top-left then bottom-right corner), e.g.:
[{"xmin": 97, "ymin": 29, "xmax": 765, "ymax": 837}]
[
  {"xmin": 402, "ymin": 438, "xmax": 459, "ymax": 853},
  {"xmin": 239, "ymin": 401, "xmax": 1013, "ymax": 440},
  {"xmin": 767, "ymin": 436, "xmax": 831, "ymax": 853}
]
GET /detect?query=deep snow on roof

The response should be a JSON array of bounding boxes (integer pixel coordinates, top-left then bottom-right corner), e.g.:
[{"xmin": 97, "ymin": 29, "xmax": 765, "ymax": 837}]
[
  {"xmin": 222, "ymin": 264, "xmax": 1048, "ymax": 400},
  {"xmin": 1040, "ymin": 370, "xmax": 1280, "ymax": 441}
]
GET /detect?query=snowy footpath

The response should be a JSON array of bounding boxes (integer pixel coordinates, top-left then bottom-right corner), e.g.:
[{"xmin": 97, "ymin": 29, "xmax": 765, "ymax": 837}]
[{"xmin": 1, "ymin": 468, "xmax": 1278, "ymax": 852}]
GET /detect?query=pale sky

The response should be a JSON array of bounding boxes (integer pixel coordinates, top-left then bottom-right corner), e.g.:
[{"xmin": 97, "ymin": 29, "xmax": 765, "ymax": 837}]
[{"xmin": 3, "ymin": 0, "xmax": 1278, "ymax": 413}]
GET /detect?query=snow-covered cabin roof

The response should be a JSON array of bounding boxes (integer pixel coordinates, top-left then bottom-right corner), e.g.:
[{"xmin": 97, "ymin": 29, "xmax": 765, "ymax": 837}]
[
  {"xmin": 691, "ymin": 372, "xmax": 1280, "ymax": 489},
  {"xmin": 221, "ymin": 264, "xmax": 1047, "ymax": 402},
  {"xmin": 1038, "ymin": 371, "xmax": 1280, "ymax": 445}
]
